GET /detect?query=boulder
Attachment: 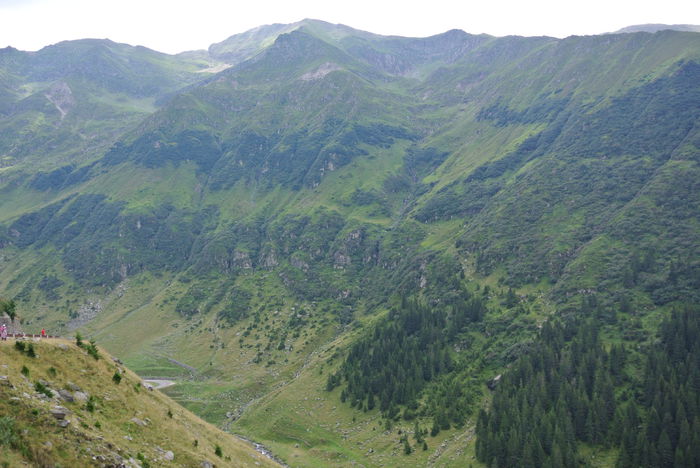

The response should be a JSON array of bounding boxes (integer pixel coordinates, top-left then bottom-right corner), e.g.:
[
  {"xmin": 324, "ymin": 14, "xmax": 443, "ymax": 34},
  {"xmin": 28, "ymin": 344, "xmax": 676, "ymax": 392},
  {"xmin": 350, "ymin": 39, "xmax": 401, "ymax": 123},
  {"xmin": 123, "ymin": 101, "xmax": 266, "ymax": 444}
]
[
  {"xmin": 51, "ymin": 406, "xmax": 70, "ymax": 420},
  {"xmin": 67, "ymin": 381, "xmax": 82, "ymax": 392},
  {"xmin": 73, "ymin": 391, "xmax": 89, "ymax": 402},
  {"xmin": 130, "ymin": 417, "xmax": 147, "ymax": 427},
  {"xmin": 58, "ymin": 389, "xmax": 74, "ymax": 402}
]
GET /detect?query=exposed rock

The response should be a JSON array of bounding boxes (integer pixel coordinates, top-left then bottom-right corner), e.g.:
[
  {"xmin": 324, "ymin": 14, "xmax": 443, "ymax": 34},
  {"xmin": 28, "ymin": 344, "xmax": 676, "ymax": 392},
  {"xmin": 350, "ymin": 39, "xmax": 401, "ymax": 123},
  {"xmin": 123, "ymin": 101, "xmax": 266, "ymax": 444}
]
[
  {"xmin": 51, "ymin": 406, "xmax": 70, "ymax": 420},
  {"xmin": 201, "ymin": 461, "xmax": 214, "ymax": 468},
  {"xmin": 73, "ymin": 391, "xmax": 89, "ymax": 402},
  {"xmin": 0, "ymin": 375, "xmax": 12, "ymax": 387},
  {"xmin": 67, "ymin": 381, "xmax": 82, "ymax": 392},
  {"xmin": 44, "ymin": 81, "xmax": 75, "ymax": 119},
  {"xmin": 233, "ymin": 250, "xmax": 252, "ymax": 269},
  {"xmin": 130, "ymin": 417, "xmax": 148, "ymax": 427},
  {"xmin": 58, "ymin": 419, "xmax": 70, "ymax": 428},
  {"xmin": 58, "ymin": 389, "xmax": 74, "ymax": 402},
  {"xmin": 300, "ymin": 62, "xmax": 342, "ymax": 81},
  {"xmin": 487, "ymin": 374, "xmax": 502, "ymax": 390},
  {"xmin": 156, "ymin": 447, "xmax": 175, "ymax": 461}
]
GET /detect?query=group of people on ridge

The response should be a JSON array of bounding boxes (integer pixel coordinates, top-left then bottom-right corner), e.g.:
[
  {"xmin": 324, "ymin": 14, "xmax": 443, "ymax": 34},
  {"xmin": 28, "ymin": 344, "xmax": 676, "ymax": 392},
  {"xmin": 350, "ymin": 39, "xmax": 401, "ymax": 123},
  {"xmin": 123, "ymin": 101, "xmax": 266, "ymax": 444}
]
[{"xmin": 0, "ymin": 324, "xmax": 47, "ymax": 340}]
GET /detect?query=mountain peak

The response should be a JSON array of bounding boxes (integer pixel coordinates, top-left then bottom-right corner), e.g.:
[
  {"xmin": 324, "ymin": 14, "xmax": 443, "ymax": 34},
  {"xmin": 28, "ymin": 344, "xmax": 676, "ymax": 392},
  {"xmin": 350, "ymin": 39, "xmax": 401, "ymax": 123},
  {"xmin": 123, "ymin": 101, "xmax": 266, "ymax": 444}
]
[{"xmin": 613, "ymin": 23, "xmax": 700, "ymax": 34}]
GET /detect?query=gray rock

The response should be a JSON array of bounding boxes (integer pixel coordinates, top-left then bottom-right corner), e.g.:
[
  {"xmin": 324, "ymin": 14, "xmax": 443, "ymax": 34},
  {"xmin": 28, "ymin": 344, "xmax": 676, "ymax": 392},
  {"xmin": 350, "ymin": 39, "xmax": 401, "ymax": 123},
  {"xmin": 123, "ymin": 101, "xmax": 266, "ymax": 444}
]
[
  {"xmin": 0, "ymin": 375, "xmax": 12, "ymax": 387},
  {"xmin": 201, "ymin": 462, "xmax": 214, "ymax": 468},
  {"xmin": 51, "ymin": 406, "xmax": 70, "ymax": 420},
  {"xmin": 58, "ymin": 419, "xmax": 70, "ymax": 428},
  {"xmin": 58, "ymin": 389, "xmax": 74, "ymax": 402},
  {"xmin": 163, "ymin": 451, "xmax": 174, "ymax": 461},
  {"xmin": 73, "ymin": 391, "xmax": 89, "ymax": 402},
  {"xmin": 130, "ymin": 417, "xmax": 147, "ymax": 427},
  {"xmin": 67, "ymin": 381, "xmax": 82, "ymax": 392},
  {"xmin": 58, "ymin": 344, "xmax": 69, "ymax": 350}
]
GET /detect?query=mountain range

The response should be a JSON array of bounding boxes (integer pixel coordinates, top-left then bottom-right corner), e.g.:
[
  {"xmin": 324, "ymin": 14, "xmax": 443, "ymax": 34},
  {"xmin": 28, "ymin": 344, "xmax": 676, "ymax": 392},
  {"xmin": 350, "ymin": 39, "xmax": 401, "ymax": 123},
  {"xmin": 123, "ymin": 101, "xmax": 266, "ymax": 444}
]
[{"xmin": 0, "ymin": 19, "xmax": 699, "ymax": 467}]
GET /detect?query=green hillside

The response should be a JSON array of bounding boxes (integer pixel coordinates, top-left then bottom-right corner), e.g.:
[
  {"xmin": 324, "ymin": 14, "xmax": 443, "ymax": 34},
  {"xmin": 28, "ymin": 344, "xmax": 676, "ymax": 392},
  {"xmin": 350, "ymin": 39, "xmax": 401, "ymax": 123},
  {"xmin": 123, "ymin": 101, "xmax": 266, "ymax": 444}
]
[
  {"xmin": 0, "ymin": 337, "xmax": 280, "ymax": 467},
  {"xmin": 0, "ymin": 21, "xmax": 699, "ymax": 467}
]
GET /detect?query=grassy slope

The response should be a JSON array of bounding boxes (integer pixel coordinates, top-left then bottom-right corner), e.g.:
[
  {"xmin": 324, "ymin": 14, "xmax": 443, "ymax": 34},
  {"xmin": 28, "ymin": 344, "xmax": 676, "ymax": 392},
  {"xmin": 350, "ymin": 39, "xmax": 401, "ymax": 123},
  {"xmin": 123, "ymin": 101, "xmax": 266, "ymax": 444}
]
[
  {"xmin": 0, "ymin": 27, "xmax": 698, "ymax": 468},
  {"xmin": 0, "ymin": 338, "xmax": 279, "ymax": 467}
]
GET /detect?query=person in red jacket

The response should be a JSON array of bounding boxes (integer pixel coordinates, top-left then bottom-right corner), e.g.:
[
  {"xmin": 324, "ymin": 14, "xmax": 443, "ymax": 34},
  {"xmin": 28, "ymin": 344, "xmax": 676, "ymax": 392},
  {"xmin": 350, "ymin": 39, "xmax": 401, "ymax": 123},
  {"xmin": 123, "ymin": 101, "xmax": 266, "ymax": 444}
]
[{"xmin": 41, "ymin": 328, "xmax": 46, "ymax": 338}]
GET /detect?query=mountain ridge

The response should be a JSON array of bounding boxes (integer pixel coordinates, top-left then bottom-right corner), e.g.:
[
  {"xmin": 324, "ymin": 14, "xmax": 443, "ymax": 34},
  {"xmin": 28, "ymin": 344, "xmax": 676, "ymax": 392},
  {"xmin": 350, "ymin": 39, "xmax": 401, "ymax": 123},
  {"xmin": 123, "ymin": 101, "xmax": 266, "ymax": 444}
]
[{"xmin": 0, "ymin": 20, "xmax": 698, "ymax": 467}]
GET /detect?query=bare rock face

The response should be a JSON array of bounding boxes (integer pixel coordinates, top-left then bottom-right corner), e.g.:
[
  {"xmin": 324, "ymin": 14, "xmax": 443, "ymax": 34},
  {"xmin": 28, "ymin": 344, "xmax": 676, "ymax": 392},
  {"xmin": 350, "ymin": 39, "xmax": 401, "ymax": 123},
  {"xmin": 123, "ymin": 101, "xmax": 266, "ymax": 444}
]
[
  {"xmin": 300, "ymin": 62, "xmax": 342, "ymax": 81},
  {"xmin": 130, "ymin": 417, "xmax": 148, "ymax": 427},
  {"xmin": 44, "ymin": 81, "xmax": 75, "ymax": 119},
  {"xmin": 73, "ymin": 391, "xmax": 89, "ymax": 402}
]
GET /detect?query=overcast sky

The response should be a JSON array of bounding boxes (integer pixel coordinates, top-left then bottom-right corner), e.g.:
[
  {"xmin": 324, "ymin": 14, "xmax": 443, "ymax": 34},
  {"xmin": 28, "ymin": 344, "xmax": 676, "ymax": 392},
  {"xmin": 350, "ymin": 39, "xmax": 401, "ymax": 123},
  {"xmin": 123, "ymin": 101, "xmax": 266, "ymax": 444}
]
[{"xmin": 1, "ymin": 0, "xmax": 698, "ymax": 54}]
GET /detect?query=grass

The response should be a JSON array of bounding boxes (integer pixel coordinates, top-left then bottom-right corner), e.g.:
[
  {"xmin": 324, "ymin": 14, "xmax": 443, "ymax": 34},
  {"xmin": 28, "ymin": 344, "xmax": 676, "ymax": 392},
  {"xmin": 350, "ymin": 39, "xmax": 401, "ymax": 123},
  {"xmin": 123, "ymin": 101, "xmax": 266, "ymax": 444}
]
[{"xmin": 0, "ymin": 338, "xmax": 280, "ymax": 467}]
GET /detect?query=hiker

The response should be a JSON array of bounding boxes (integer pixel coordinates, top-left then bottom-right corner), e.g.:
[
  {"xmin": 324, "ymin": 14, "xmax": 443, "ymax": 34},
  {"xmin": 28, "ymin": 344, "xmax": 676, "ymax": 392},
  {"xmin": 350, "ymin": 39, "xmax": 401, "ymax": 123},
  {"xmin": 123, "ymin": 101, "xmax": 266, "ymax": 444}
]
[
  {"xmin": 1, "ymin": 324, "xmax": 7, "ymax": 341},
  {"xmin": 41, "ymin": 328, "xmax": 46, "ymax": 338}
]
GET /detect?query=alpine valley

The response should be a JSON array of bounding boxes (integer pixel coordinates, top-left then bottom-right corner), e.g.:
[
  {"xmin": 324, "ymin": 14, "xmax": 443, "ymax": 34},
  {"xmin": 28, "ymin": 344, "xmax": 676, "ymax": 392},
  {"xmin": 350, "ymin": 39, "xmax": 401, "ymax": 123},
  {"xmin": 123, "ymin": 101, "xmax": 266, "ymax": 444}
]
[{"xmin": 1, "ymin": 19, "xmax": 699, "ymax": 467}]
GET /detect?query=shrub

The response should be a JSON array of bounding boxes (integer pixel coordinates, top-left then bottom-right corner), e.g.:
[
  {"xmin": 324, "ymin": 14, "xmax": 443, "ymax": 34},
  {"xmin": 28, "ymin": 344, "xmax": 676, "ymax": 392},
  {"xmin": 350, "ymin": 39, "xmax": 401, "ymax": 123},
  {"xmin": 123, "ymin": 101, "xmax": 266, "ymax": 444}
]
[
  {"xmin": 136, "ymin": 452, "xmax": 150, "ymax": 468},
  {"xmin": 34, "ymin": 381, "xmax": 53, "ymax": 398},
  {"xmin": 14, "ymin": 341, "xmax": 25, "ymax": 352},
  {"xmin": 112, "ymin": 372, "xmax": 122, "ymax": 384},
  {"xmin": 20, "ymin": 366, "xmax": 29, "ymax": 377},
  {"xmin": 85, "ymin": 339, "xmax": 99, "ymax": 360},
  {"xmin": 214, "ymin": 445, "xmax": 222, "ymax": 457},
  {"xmin": 26, "ymin": 344, "xmax": 36, "ymax": 358},
  {"xmin": 0, "ymin": 416, "xmax": 18, "ymax": 448}
]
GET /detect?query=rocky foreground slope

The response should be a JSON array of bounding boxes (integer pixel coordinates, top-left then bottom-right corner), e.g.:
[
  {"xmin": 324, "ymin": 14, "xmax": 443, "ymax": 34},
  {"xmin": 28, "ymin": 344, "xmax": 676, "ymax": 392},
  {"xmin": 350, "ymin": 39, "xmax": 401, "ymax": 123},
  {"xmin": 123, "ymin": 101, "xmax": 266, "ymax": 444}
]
[{"xmin": 0, "ymin": 337, "xmax": 279, "ymax": 467}]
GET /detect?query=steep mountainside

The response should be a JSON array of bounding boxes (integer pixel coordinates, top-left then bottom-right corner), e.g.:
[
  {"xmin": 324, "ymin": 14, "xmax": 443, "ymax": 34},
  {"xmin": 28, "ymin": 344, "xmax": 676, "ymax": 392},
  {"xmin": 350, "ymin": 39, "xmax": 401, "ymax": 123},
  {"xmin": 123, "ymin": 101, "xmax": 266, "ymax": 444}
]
[
  {"xmin": 0, "ymin": 337, "xmax": 279, "ymax": 467},
  {"xmin": 0, "ymin": 21, "xmax": 699, "ymax": 467}
]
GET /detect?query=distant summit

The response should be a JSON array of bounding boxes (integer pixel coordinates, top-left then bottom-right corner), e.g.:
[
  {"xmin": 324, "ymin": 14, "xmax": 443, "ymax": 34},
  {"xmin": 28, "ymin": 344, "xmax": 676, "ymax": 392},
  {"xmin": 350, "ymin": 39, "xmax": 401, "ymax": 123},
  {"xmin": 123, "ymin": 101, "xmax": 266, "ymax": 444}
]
[{"xmin": 613, "ymin": 24, "xmax": 700, "ymax": 34}]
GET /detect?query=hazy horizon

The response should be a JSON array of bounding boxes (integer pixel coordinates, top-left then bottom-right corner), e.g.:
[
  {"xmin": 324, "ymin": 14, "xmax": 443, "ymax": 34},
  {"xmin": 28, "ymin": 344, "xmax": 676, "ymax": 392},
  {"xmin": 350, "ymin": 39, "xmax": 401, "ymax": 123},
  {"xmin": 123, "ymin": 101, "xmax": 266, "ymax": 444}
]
[{"xmin": 1, "ymin": 0, "xmax": 698, "ymax": 54}]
